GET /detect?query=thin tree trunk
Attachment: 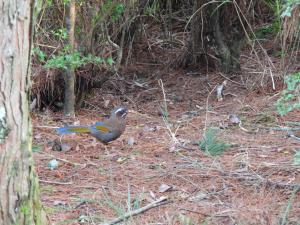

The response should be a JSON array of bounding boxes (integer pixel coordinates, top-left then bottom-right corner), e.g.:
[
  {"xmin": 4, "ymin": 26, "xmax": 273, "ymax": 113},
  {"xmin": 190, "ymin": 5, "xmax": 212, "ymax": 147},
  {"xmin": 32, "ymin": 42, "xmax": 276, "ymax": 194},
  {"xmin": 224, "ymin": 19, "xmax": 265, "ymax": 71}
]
[
  {"xmin": 64, "ymin": 0, "xmax": 76, "ymax": 117},
  {"xmin": 188, "ymin": 1, "xmax": 244, "ymax": 73},
  {"xmin": 0, "ymin": 0, "xmax": 48, "ymax": 224}
]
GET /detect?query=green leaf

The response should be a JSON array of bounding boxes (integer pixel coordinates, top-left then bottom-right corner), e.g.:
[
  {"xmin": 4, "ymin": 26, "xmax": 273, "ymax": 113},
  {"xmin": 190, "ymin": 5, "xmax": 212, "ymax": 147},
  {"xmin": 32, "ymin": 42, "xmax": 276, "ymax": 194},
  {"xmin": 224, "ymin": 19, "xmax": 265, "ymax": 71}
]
[
  {"xmin": 276, "ymin": 72, "xmax": 300, "ymax": 116},
  {"xmin": 293, "ymin": 151, "xmax": 300, "ymax": 165},
  {"xmin": 94, "ymin": 57, "xmax": 104, "ymax": 63},
  {"xmin": 106, "ymin": 57, "xmax": 114, "ymax": 66}
]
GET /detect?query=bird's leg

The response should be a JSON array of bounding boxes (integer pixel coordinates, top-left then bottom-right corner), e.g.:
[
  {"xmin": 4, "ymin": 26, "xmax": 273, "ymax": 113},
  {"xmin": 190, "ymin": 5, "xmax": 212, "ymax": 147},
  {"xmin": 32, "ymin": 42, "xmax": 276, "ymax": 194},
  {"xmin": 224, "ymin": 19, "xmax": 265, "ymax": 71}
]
[
  {"xmin": 90, "ymin": 137, "xmax": 98, "ymax": 148},
  {"xmin": 103, "ymin": 143, "xmax": 109, "ymax": 155}
]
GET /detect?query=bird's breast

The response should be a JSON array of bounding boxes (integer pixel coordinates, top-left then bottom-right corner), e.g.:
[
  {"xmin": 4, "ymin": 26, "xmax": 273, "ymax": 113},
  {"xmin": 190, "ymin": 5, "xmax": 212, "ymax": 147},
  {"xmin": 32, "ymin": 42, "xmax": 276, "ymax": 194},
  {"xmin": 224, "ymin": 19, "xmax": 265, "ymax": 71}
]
[{"xmin": 101, "ymin": 119, "xmax": 126, "ymax": 142}]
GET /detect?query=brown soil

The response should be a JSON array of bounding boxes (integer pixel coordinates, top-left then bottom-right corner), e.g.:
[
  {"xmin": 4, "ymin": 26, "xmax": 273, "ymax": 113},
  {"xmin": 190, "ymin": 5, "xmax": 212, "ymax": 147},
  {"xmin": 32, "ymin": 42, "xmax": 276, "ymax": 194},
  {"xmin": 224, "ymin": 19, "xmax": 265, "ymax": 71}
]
[
  {"xmin": 32, "ymin": 18, "xmax": 300, "ymax": 224},
  {"xmin": 33, "ymin": 64, "xmax": 300, "ymax": 225}
]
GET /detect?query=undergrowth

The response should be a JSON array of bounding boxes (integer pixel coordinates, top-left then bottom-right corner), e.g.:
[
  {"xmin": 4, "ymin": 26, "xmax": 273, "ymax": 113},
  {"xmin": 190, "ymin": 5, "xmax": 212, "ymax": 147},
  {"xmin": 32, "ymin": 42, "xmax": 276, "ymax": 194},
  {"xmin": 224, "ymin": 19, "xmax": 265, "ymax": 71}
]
[
  {"xmin": 198, "ymin": 128, "xmax": 230, "ymax": 156},
  {"xmin": 276, "ymin": 72, "xmax": 300, "ymax": 116}
]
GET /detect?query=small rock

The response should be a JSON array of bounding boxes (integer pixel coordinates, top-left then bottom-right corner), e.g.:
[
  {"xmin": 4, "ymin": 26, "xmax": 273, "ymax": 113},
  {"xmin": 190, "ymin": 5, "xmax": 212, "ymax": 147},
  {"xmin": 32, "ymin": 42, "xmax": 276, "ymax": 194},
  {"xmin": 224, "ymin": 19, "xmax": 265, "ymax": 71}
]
[
  {"xmin": 116, "ymin": 156, "xmax": 128, "ymax": 163},
  {"xmin": 159, "ymin": 184, "xmax": 172, "ymax": 193},
  {"xmin": 127, "ymin": 137, "xmax": 135, "ymax": 146},
  {"xmin": 149, "ymin": 191, "xmax": 156, "ymax": 200},
  {"xmin": 34, "ymin": 133, "xmax": 42, "ymax": 140},
  {"xmin": 104, "ymin": 100, "xmax": 110, "ymax": 108},
  {"xmin": 48, "ymin": 159, "xmax": 59, "ymax": 170},
  {"xmin": 228, "ymin": 114, "xmax": 241, "ymax": 125},
  {"xmin": 61, "ymin": 143, "xmax": 72, "ymax": 152},
  {"xmin": 143, "ymin": 125, "xmax": 157, "ymax": 132},
  {"xmin": 52, "ymin": 140, "xmax": 72, "ymax": 152}
]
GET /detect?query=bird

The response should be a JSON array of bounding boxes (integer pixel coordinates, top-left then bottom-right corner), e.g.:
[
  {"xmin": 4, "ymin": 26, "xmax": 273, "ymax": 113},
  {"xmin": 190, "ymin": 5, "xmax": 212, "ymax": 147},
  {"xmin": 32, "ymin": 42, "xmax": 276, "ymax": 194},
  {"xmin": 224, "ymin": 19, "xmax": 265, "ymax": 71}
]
[{"xmin": 56, "ymin": 106, "xmax": 128, "ymax": 143}]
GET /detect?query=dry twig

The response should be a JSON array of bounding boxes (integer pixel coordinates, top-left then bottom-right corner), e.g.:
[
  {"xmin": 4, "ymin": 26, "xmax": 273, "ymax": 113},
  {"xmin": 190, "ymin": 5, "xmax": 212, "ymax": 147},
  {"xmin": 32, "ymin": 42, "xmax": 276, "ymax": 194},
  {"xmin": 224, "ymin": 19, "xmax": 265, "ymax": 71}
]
[
  {"xmin": 222, "ymin": 171, "xmax": 300, "ymax": 190},
  {"xmin": 39, "ymin": 180, "xmax": 73, "ymax": 185},
  {"xmin": 99, "ymin": 197, "xmax": 169, "ymax": 225}
]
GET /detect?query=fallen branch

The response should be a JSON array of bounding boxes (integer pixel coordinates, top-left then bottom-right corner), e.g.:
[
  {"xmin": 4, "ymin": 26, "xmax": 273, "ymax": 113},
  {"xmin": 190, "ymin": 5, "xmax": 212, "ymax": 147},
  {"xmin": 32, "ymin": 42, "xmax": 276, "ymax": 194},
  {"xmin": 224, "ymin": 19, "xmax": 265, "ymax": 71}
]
[
  {"xmin": 39, "ymin": 152, "xmax": 85, "ymax": 167},
  {"xmin": 55, "ymin": 157, "xmax": 84, "ymax": 166},
  {"xmin": 222, "ymin": 171, "xmax": 300, "ymax": 190},
  {"xmin": 39, "ymin": 180, "xmax": 73, "ymax": 185},
  {"xmin": 99, "ymin": 196, "xmax": 169, "ymax": 225}
]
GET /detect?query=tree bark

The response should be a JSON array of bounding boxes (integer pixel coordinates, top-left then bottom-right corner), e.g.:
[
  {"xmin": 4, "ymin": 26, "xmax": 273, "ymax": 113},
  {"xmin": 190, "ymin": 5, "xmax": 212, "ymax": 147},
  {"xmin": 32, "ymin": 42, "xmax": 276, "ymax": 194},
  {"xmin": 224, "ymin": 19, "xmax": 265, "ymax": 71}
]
[
  {"xmin": 0, "ymin": 0, "xmax": 48, "ymax": 224},
  {"xmin": 64, "ymin": 0, "xmax": 76, "ymax": 117},
  {"xmin": 188, "ymin": 0, "xmax": 245, "ymax": 73}
]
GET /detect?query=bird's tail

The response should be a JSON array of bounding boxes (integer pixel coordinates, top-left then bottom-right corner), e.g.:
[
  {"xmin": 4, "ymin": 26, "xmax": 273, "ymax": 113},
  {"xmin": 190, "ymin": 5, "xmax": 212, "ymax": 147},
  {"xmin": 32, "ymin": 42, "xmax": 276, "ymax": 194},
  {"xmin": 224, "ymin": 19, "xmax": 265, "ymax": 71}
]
[{"xmin": 56, "ymin": 126, "xmax": 91, "ymax": 135}]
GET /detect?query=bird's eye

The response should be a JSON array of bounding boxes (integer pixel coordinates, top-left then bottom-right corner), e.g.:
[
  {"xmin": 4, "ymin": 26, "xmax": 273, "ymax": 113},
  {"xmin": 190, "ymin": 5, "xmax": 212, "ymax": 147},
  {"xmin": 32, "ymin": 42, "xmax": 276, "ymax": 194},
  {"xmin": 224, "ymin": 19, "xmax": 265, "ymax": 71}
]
[
  {"xmin": 114, "ymin": 108, "xmax": 127, "ymax": 118},
  {"xmin": 120, "ymin": 112, "xmax": 127, "ymax": 118}
]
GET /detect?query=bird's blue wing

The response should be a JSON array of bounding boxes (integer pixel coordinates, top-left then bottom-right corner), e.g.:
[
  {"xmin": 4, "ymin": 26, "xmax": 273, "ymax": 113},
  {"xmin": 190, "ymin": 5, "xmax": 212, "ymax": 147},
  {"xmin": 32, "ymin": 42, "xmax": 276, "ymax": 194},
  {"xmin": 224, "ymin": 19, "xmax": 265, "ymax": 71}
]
[
  {"xmin": 56, "ymin": 126, "xmax": 91, "ymax": 134},
  {"xmin": 93, "ymin": 122, "xmax": 111, "ymax": 133}
]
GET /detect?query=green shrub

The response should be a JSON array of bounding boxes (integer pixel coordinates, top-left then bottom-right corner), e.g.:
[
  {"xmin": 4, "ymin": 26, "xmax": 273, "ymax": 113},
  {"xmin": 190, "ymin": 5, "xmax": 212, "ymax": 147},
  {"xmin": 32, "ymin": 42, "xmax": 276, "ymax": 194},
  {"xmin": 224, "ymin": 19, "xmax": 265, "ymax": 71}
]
[
  {"xmin": 199, "ymin": 128, "xmax": 230, "ymax": 156},
  {"xmin": 276, "ymin": 72, "xmax": 300, "ymax": 116},
  {"xmin": 44, "ymin": 46, "xmax": 112, "ymax": 70}
]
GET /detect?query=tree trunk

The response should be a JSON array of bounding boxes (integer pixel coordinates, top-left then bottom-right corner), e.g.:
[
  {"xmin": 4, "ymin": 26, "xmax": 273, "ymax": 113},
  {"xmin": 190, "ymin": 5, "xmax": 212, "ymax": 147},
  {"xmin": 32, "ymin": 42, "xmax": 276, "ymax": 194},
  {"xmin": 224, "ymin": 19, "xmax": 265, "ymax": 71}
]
[
  {"xmin": 64, "ymin": 0, "xmax": 76, "ymax": 117},
  {"xmin": 190, "ymin": 0, "xmax": 206, "ymax": 65},
  {"xmin": 188, "ymin": 0, "xmax": 245, "ymax": 73},
  {"xmin": 0, "ymin": 0, "xmax": 48, "ymax": 224}
]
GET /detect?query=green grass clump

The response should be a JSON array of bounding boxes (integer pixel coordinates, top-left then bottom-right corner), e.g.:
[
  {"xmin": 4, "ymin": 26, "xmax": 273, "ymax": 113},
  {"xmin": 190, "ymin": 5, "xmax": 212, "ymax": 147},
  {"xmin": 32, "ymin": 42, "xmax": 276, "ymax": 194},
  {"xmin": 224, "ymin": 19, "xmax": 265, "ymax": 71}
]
[{"xmin": 199, "ymin": 128, "xmax": 230, "ymax": 156}]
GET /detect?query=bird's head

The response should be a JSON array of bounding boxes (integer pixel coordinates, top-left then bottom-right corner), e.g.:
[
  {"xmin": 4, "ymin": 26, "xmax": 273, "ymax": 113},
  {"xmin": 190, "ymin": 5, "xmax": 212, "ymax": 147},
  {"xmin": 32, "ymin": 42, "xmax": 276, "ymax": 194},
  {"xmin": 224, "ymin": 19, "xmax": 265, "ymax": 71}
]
[{"xmin": 110, "ymin": 106, "xmax": 128, "ymax": 119}]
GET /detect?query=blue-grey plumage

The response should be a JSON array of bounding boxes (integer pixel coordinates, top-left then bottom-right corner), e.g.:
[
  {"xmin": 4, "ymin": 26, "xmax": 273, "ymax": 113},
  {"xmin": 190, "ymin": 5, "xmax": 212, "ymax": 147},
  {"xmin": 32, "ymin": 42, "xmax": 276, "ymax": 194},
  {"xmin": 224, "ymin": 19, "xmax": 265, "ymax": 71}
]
[{"xmin": 56, "ymin": 106, "xmax": 128, "ymax": 143}]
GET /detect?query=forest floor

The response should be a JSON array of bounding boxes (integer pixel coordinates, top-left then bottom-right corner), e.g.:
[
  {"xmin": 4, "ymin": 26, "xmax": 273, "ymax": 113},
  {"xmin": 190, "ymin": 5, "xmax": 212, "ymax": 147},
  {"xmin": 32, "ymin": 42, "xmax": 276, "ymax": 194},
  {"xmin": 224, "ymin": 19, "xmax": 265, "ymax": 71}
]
[{"xmin": 32, "ymin": 41, "xmax": 300, "ymax": 224}]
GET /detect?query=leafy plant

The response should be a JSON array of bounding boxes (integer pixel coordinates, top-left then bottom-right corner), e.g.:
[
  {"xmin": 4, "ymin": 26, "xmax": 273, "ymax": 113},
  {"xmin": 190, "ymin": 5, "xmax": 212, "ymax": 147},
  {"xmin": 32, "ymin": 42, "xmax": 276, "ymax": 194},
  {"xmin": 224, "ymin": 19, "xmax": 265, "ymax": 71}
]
[
  {"xmin": 276, "ymin": 72, "xmax": 300, "ymax": 116},
  {"xmin": 32, "ymin": 47, "xmax": 46, "ymax": 62},
  {"xmin": 111, "ymin": 3, "xmax": 124, "ymax": 21},
  {"xmin": 261, "ymin": 0, "xmax": 282, "ymax": 34},
  {"xmin": 78, "ymin": 215, "xmax": 90, "ymax": 223},
  {"xmin": 51, "ymin": 28, "xmax": 68, "ymax": 40},
  {"xmin": 178, "ymin": 214, "xmax": 195, "ymax": 225},
  {"xmin": 255, "ymin": 23, "xmax": 280, "ymax": 38},
  {"xmin": 145, "ymin": 0, "xmax": 160, "ymax": 16},
  {"xmin": 280, "ymin": 186, "xmax": 299, "ymax": 225},
  {"xmin": 101, "ymin": 0, "xmax": 125, "ymax": 21},
  {"xmin": 293, "ymin": 150, "xmax": 300, "ymax": 165},
  {"xmin": 281, "ymin": 0, "xmax": 300, "ymax": 17},
  {"xmin": 199, "ymin": 128, "xmax": 230, "ymax": 156},
  {"xmin": 103, "ymin": 197, "xmax": 125, "ymax": 217},
  {"xmin": 44, "ymin": 45, "xmax": 112, "ymax": 70}
]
